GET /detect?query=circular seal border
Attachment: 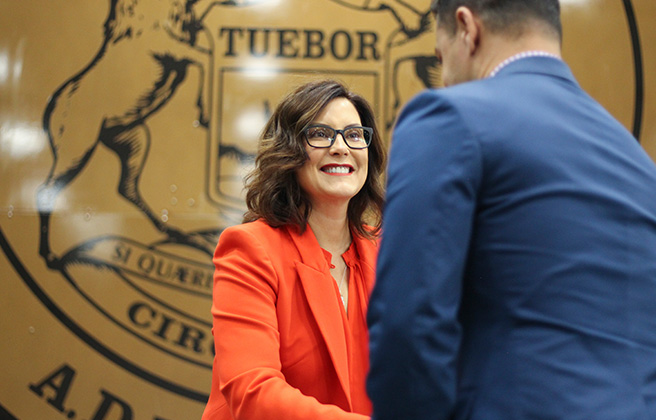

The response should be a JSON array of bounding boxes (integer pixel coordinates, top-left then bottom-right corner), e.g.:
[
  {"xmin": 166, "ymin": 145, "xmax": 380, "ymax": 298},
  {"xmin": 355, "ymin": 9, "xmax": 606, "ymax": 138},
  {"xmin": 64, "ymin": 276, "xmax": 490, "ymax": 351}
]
[
  {"xmin": 622, "ymin": 0, "xmax": 644, "ymax": 140},
  {"xmin": 1, "ymin": 0, "xmax": 645, "ymax": 403}
]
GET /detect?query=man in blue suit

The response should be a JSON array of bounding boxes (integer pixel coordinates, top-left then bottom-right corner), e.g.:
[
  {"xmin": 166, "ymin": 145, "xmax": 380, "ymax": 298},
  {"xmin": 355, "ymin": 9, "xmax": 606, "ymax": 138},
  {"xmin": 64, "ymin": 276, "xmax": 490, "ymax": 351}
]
[{"xmin": 367, "ymin": 1, "xmax": 656, "ymax": 419}]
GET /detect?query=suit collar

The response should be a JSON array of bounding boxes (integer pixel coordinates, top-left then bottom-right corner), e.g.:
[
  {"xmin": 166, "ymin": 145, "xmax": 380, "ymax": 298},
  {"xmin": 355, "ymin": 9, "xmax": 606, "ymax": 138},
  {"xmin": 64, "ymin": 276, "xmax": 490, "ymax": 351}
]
[
  {"xmin": 286, "ymin": 224, "xmax": 332, "ymax": 271},
  {"xmin": 294, "ymin": 262, "xmax": 352, "ymax": 403},
  {"xmin": 492, "ymin": 55, "xmax": 579, "ymax": 87},
  {"xmin": 285, "ymin": 223, "xmax": 377, "ymax": 274},
  {"xmin": 488, "ymin": 51, "xmax": 560, "ymax": 77},
  {"xmin": 285, "ymin": 225, "xmax": 352, "ymax": 404}
]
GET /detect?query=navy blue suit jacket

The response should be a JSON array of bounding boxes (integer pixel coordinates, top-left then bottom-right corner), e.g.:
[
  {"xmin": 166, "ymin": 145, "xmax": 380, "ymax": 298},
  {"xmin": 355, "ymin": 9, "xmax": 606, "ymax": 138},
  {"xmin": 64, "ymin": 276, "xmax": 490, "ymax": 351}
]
[{"xmin": 367, "ymin": 57, "xmax": 656, "ymax": 419}]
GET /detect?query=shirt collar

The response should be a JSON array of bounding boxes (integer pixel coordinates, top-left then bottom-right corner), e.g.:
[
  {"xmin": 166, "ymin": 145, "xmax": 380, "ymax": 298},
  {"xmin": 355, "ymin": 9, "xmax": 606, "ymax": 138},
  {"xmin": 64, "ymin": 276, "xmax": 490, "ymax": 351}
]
[{"xmin": 488, "ymin": 50, "xmax": 561, "ymax": 78}]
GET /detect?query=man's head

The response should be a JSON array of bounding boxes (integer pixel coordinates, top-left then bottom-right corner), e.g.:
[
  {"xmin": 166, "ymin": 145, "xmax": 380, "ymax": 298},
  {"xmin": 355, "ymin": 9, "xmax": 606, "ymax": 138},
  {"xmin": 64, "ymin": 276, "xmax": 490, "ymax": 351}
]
[
  {"xmin": 431, "ymin": 0, "xmax": 561, "ymax": 39},
  {"xmin": 430, "ymin": 0, "xmax": 562, "ymax": 85}
]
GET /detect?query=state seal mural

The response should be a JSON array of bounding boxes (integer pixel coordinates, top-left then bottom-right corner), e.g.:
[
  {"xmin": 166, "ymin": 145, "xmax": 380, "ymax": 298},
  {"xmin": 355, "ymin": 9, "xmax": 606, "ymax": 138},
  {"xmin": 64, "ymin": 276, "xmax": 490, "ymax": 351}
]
[{"xmin": 0, "ymin": 0, "xmax": 653, "ymax": 418}]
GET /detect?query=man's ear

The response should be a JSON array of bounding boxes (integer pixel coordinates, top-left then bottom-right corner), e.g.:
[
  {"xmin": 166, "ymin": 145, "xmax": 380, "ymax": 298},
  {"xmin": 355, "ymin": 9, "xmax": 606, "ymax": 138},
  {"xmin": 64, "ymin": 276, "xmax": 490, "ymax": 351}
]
[{"xmin": 455, "ymin": 6, "xmax": 480, "ymax": 55}]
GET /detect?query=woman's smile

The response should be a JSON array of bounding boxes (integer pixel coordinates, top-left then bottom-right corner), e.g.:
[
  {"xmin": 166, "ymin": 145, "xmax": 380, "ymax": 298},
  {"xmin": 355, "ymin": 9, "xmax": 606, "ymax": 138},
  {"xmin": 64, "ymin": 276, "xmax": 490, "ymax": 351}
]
[{"xmin": 321, "ymin": 164, "xmax": 354, "ymax": 175}]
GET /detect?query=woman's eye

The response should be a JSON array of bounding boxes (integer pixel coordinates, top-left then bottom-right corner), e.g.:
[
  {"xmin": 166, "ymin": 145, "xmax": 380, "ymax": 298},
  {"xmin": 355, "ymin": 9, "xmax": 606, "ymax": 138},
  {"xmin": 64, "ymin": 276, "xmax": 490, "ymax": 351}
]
[
  {"xmin": 308, "ymin": 129, "xmax": 324, "ymax": 138},
  {"xmin": 346, "ymin": 130, "xmax": 363, "ymax": 140}
]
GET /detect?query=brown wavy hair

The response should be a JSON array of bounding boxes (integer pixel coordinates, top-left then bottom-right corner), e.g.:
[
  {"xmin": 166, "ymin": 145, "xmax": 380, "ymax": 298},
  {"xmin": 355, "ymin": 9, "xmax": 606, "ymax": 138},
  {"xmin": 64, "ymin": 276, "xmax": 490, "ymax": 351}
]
[{"xmin": 242, "ymin": 79, "xmax": 386, "ymax": 239}]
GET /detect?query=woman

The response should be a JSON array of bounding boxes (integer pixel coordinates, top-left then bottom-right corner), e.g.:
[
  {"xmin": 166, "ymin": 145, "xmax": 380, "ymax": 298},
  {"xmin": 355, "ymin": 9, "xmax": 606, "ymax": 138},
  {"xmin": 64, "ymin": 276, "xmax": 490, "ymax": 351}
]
[{"xmin": 201, "ymin": 79, "xmax": 386, "ymax": 420}]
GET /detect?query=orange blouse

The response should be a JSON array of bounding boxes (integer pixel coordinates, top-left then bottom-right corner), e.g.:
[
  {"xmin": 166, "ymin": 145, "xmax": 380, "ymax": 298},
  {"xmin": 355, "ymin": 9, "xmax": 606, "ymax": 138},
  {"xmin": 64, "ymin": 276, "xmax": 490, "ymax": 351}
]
[{"xmin": 324, "ymin": 242, "xmax": 373, "ymax": 415}]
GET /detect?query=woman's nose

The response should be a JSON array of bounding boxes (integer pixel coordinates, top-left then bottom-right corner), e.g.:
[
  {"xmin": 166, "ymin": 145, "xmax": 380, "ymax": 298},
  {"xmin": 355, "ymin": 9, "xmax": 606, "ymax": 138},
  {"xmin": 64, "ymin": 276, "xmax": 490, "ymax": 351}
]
[{"xmin": 329, "ymin": 133, "xmax": 349, "ymax": 154}]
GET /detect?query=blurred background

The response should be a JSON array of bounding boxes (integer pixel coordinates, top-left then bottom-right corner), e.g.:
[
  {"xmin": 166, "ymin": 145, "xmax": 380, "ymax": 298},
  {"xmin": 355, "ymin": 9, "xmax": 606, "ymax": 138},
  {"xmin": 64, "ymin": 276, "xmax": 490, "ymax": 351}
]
[{"xmin": 1, "ymin": 0, "xmax": 654, "ymax": 418}]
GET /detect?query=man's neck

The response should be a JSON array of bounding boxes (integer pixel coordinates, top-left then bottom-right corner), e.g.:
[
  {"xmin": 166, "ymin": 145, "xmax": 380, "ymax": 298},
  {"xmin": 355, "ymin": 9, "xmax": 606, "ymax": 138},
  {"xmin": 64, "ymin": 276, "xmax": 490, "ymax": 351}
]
[{"xmin": 476, "ymin": 32, "xmax": 561, "ymax": 79}]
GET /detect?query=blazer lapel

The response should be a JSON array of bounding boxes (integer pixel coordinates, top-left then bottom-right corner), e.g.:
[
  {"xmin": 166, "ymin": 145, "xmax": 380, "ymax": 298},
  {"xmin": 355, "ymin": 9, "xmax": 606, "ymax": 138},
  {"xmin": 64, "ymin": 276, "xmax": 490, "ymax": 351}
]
[{"xmin": 287, "ymin": 226, "xmax": 352, "ymax": 405}]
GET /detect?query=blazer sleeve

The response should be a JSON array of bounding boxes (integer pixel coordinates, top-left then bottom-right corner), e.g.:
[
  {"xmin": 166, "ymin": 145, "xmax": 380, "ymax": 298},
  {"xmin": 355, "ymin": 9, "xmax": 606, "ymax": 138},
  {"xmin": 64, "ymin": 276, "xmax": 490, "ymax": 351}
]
[
  {"xmin": 367, "ymin": 90, "xmax": 482, "ymax": 420},
  {"xmin": 209, "ymin": 226, "xmax": 368, "ymax": 420}
]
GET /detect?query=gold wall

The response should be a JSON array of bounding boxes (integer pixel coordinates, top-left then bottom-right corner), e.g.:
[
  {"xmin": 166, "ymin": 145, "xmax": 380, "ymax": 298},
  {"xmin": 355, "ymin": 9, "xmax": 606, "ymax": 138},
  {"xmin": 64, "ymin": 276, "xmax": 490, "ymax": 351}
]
[{"xmin": 1, "ymin": 1, "xmax": 654, "ymax": 418}]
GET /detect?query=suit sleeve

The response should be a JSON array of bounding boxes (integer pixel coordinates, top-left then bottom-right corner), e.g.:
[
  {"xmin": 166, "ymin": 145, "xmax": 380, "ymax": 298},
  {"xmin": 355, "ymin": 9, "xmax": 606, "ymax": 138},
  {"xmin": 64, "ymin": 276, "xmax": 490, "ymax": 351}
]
[
  {"xmin": 367, "ymin": 90, "xmax": 481, "ymax": 420},
  {"xmin": 208, "ymin": 227, "xmax": 368, "ymax": 420}
]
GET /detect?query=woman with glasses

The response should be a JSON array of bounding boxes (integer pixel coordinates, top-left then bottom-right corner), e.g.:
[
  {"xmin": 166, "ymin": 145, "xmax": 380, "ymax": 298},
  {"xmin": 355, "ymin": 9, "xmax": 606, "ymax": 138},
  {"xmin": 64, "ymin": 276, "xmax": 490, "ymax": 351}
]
[{"xmin": 202, "ymin": 79, "xmax": 386, "ymax": 420}]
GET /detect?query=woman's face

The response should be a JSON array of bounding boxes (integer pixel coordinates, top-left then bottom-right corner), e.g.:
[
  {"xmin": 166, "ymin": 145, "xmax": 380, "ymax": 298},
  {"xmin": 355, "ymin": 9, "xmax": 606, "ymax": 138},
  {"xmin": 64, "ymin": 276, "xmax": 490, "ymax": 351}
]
[{"xmin": 297, "ymin": 97, "xmax": 369, "ymax": 210}]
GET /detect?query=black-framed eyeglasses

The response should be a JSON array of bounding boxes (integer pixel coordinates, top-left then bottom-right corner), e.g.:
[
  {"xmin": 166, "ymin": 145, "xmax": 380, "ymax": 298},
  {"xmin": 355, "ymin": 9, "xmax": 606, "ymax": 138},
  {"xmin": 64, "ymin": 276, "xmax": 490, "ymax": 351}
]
[{"xmin": 303, "ymin": 124, "xmax": 373, "ymax": 149}]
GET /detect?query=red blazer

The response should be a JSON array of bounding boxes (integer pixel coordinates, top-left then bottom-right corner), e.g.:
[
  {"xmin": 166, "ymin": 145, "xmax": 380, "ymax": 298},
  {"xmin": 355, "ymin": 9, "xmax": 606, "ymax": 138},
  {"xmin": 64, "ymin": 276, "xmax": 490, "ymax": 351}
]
[{"xmin": 202, "ymin": 219, "xmax": 378, "ymax": 420}]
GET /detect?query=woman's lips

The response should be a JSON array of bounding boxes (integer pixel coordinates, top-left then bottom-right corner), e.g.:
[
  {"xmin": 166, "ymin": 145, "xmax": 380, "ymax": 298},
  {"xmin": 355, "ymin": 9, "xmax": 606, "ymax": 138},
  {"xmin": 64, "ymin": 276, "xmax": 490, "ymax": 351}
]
[{"xmin": 321, "ymin": 164, "xmax": 353, "ymax": 174}]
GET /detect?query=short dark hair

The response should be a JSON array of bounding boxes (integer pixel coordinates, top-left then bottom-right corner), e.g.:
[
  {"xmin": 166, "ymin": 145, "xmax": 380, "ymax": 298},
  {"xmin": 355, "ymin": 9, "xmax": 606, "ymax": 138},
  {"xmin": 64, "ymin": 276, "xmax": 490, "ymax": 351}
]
[
  {"xmin": 242, "ymin": 79, "xmax": 386, "ymax": 240},
  {"xmin": 431, "ymin": 0, "xmax": 561, "ymax": 40}
]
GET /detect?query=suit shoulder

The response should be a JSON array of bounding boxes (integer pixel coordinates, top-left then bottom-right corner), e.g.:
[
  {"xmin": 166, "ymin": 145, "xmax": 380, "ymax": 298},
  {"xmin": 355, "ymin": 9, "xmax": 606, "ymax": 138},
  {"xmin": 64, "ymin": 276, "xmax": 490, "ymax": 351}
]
[
  {"xmin": 399, "ymin": 82, "xmax": 496, "ymax": 126},
  {"xmin": 219, "ymin": 219, "xmax": 290, "ymax": 249},
  {"xmin": 413, "ymin": 79, "xmax": 494, "ymax": 101},
  {"xmin": 223, "ymin": 219, "xmax": 277, "ymax": 235},
  {"xmin": 396, "ymin": 83, "xmax": 492, "ymax": 141}
]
